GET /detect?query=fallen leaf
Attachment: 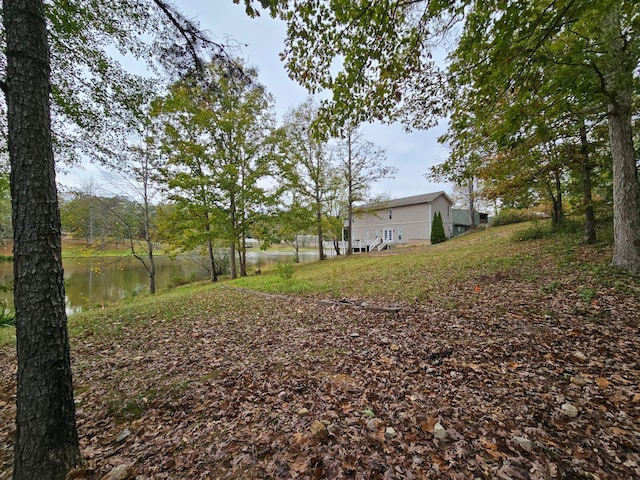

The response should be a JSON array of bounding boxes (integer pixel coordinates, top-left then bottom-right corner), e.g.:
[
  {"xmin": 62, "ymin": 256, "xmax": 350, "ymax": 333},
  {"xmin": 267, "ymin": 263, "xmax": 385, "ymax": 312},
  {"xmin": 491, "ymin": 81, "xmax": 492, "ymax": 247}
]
[
  {"xmin": 291, "ymin": 432, "xmax": 306, "ymax": 447},
  {"xmin": 611, "ymin": 374, "xmax": 632, "ymax": 385},
  {"xmin": 340, "ymin": 402, "xmax": 354, "ymax": 414},
  {"xmin": 480, "ymin": 437, "xmax": 507, "ymax": 459},
  {"xmin": 420, "ymin": 417, "xmax": 437, "ymax": 434},
  {"xmin": 289, "ymin": 457, "xmax": 309, "ymax": 473},
  {"xmin": 596, "ymin": 377, "xmax": 611, "ymax": 389}
]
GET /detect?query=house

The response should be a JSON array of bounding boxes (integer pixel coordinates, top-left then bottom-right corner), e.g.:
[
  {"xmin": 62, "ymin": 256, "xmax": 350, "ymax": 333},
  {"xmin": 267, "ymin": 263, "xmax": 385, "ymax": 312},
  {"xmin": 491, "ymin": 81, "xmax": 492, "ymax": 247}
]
[
  {"xmin": 451, "ymin": 209, "xmax": 490, "ymax": 237},
  {"xmin": 349, "ymin": 191, "xmax": 454, "ymax": 252}
]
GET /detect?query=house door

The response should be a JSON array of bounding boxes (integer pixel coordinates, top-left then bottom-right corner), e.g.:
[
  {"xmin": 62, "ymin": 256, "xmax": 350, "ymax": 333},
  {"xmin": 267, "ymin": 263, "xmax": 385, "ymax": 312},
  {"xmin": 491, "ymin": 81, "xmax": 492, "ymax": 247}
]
[{"xmin": 383, "ymin": 228, "xmax": 394, "ymax": 242}]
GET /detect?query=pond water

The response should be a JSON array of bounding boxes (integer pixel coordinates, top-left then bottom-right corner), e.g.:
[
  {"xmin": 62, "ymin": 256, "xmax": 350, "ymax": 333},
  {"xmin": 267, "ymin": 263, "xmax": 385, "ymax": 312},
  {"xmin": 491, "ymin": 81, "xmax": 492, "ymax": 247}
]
[{"xmin": 0, "ymin": 248, "xmax": 329, "ymax": 315}]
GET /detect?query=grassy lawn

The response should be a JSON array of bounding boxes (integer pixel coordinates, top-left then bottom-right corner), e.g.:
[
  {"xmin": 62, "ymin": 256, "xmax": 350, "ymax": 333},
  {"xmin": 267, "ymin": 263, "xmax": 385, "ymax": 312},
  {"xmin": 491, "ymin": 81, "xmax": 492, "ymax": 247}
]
[{"xmin": 1, "ymin": 220, "xmax": 638, "ymax": 479}]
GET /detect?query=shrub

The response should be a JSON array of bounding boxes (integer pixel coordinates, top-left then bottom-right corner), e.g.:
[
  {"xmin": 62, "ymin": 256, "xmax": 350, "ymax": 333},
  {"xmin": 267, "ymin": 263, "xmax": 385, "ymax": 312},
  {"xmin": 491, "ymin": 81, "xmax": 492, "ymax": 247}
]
[
  {"xmin": 168, "ymin": 272, "xmax": 199, "ymax": 288},
  {"xmin": 431, "ymin": 212, "xmax": 447, "ymax": 244},
  {"xmin": 0, "ymin": 301, "xmax": 15, "ymax": 327},
  {"xmin": 277, "ymin": 261, "xmax": 295, "ymax": 280},
  {"xmin": 492, "ymin": 209, "xmax": 541, "ymax": 226}
]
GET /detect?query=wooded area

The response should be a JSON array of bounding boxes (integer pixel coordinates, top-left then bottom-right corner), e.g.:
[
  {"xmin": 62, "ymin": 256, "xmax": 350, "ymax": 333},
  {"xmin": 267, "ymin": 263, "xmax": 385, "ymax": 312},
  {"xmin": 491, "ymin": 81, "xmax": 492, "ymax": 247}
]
[{"xmin": 0, "ymin": 0, "xmax": 637, "ymax": 478}]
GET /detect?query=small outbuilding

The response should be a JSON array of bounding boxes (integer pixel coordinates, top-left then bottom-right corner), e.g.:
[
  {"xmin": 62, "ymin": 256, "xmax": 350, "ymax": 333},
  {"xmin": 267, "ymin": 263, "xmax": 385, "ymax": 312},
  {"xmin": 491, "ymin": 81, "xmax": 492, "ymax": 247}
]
[{"xmin": 451, "ymin": 209, "xmax": 489, "ymax": 237}]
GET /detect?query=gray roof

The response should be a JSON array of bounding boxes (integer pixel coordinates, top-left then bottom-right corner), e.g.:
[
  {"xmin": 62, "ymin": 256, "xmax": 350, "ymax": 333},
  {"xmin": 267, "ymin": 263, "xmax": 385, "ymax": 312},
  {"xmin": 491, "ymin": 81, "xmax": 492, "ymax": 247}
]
[{"xmin": 358, "ymin": 191, "xmax": 453, "ymax": 210}]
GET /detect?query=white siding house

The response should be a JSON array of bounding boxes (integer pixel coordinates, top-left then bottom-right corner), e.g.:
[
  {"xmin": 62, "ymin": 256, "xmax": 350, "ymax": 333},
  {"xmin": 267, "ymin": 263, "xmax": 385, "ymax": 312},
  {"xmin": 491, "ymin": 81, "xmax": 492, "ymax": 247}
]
[{"xmin": 349, "ymin": 191, "xmax": 454, "ymax": 251}]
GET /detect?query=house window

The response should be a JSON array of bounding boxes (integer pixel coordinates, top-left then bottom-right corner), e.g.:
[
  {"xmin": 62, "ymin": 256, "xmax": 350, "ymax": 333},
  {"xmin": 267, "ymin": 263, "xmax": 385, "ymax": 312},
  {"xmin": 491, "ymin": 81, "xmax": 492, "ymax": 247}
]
[
  {"xmin": 447, "ymin": 205, "xmax": 450, "ymax": 218},
  {"xmin": 389, "ymin": 208, "xmax": 393, "ymax": 219},
  {"xmin": 398, "ymin": 228, "xmax": 403, "ymax": 240},
  {"xmin": 375, "ymin": 230, "xmax": 379, "ymax": 238}
]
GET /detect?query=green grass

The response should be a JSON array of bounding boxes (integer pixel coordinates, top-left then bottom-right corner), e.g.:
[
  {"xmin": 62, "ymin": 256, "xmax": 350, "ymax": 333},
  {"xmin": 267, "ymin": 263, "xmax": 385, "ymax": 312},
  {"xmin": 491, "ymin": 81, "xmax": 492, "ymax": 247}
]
[
  {"xmin": 234, "ymin": 222, "xmax": 547, "ymax": 303},
  {"xmin": 1, "ymin": 219, "xmax": 638, "ymax": 350}
]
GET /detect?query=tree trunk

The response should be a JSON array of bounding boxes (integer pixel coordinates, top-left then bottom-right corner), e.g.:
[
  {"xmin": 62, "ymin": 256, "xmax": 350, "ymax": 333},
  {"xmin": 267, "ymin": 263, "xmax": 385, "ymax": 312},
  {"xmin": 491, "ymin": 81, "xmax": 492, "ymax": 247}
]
[
  {"xmin": 608, "ymin": 94, "xmax": 640, "ymax": 270},
  {"xmin": 144, "ymin": 194, "xmax": 156, "ymax": 294},
  {"xmin": 4, "ymin": 0, "xmax": 81, "ymax": 478},
  {"xmin": 347, "ymin": 198, "xmax": 353, "ymax": 255},
  {"xmin": 316, "ymin": 205, "xmax": 325, "ymax": 260},
  {"xmin": 467, "ymin": 179, "xmax": 475, "ymax": 228},
  {"xmin": 229, "ymin": 241, "xmax": 237, "ymax": 278},
  {"xmin": 204, "ymin": 213, "xmax": 217, "ymax": 282},
  {"xmin": 147, "ymin": 246, "xmax": 156, "ymax": 294},
  {"xmin": 346, "ymin": 134, "xmax": 353, "ymax": 255},
  {"xmin": 603, "ymin": 10, "xmax": 640, "ymax": 272},
  {"xmin": 579, "ymin": 123, "xmax": 596, "ymax": 244},
  {"xmin": 553, "ymin": 171, "xmax": 564, "ymax": 225},
  {"xmin": 240, "ymin": 236, "xmax": 247, "ymax": 277}
]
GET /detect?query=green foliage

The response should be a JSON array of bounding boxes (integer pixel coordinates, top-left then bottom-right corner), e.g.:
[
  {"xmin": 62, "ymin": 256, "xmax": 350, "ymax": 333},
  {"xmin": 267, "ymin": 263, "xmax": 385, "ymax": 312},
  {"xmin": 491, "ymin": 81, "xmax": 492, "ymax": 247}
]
[
  {"xmin": 254, "ymin": 0, "xmax": 640, "ymax": 271},
  {"xmin": 579, "ymin": 287, "xmax": 596, "ymax": 303},
  {"xmin": 430, "ymin": 212, "xmax": 446, "ymax": 244},
  {"xmin": 492, "ymin": 209, "xmax": 541, "ymax": 226},
  {"xmin": 281, "ymin": 98, "xmax": 337, "ymax": 260},
  {"xmin": 151, "ymin": 60, "xmax": 281, "ymax": 274},
  {"xmin": 0, "ymin": 301, "xmax": 15, "ymax": 328},
  {"xmin": 277, "ymin": 261, "xmax": 295, "ymax": 280},
  {"xmin": 511, "ymin": 218, "xmax": 584, "ymax": 242},
  {"xmin": 167, "ymin": 272, "xmax": 199, "ymax": 289},
  {"xmin": 543, "ymin": 280, "xmax": 562, "ymax": 294}
]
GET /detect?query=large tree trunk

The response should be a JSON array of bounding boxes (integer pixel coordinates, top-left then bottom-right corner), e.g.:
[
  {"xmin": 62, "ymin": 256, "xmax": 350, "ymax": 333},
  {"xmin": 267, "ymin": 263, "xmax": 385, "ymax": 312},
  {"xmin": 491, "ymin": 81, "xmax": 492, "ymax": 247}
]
[
  {"xmin": 4, "ymin": 0, "xmax": 81, "ymax": 478},
  {"xmin": 608, "ymin": 92, "xmax": 640, "ymax": 271},
  {"xmin": 603, "ymin": 10, "xmax": 640, "ymax": 272},
  {"xmin": 147, "ymin": 243, "xmax": 156, "ymax": 294}
]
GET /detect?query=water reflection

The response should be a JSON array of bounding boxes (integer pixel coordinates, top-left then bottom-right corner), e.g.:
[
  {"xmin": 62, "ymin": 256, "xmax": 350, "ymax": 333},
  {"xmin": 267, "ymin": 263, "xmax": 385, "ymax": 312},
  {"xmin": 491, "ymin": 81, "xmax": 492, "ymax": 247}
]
[{"xmin": 0, "ymin": 249, "xmax": 328, "ymax": 314}]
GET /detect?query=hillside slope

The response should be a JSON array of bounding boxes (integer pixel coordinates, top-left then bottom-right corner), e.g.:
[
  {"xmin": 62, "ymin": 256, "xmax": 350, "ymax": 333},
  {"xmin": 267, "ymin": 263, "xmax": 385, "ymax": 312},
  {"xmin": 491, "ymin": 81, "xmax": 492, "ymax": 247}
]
[{"xmin": 1, "ymin": 221, "xmax": 638, "ymax": 479}]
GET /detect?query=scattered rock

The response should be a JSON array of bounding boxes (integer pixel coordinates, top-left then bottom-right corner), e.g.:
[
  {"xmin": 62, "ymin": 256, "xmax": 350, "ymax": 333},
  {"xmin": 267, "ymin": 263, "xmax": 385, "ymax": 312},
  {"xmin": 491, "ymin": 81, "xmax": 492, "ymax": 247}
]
[
  {"xmin": 570, "ymin": 376, "xmax": 588, "ymax": 386},
  {"xmin": 349, "ymin": 333, "xmax": 360, "ymax": 338},
  {"xmin": 390, "ymin": 344, "xmax": 400, "ymax": 351},
  {"xmin": 115, "ymin": 428, "xmax": 130, "ymax": 443},
  {"xmin": 512, "ymin": 436, "xmax": 534, "ymax": 451},
  {"xmin": 385, "ymin": 427, "xmax": 398, "ymax": 439},
  {"xmin": 366, "ymin": 418, "xmax": 383, "ymax": 432},
  {"xmin": 309, "ymin": 420, "xmax": 329, "ymax": 442},
  {"xmin": 571, "ymin": 351, "xmax": 588, "ymax": 363},
  {"xmin": 433, "ymin": 422, "xmax": 447, "ymax": 440},
  {"xmin": 297, "ymin": 407, "xmax": 309, "ymax": 416},
  {"xmin": 100, "ymin": 464, "xmax": 132, "ymax": 480},
  {"xmin": 277, "ymin": 391, "xmax": 288, "ymax": 401},
  {"xmin": 561, "ymin": 402, "xmax": 579, "ymax": 417}
]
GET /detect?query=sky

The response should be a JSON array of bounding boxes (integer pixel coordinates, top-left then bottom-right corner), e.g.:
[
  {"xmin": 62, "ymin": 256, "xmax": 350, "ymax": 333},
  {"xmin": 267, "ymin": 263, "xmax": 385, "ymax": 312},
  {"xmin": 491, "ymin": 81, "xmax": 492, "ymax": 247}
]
[{"xmin": 59, "ymin": 1, "xmax": 453, "ymax": 200}]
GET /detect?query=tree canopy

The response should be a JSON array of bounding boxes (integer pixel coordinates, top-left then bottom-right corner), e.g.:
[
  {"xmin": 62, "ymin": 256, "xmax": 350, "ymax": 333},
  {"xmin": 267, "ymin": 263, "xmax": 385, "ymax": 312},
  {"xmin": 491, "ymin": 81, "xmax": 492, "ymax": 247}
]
[{"xmin": 245, "ymin": 0, "xmax": 640, "ymax": 271}]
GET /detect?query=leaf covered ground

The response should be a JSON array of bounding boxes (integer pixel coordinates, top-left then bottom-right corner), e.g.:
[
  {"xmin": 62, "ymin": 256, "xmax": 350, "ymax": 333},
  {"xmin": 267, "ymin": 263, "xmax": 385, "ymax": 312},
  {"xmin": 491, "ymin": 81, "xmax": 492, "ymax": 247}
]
[{"xmin": 0, "ymin": 222, "xmax": 639, "ymax": 479}]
